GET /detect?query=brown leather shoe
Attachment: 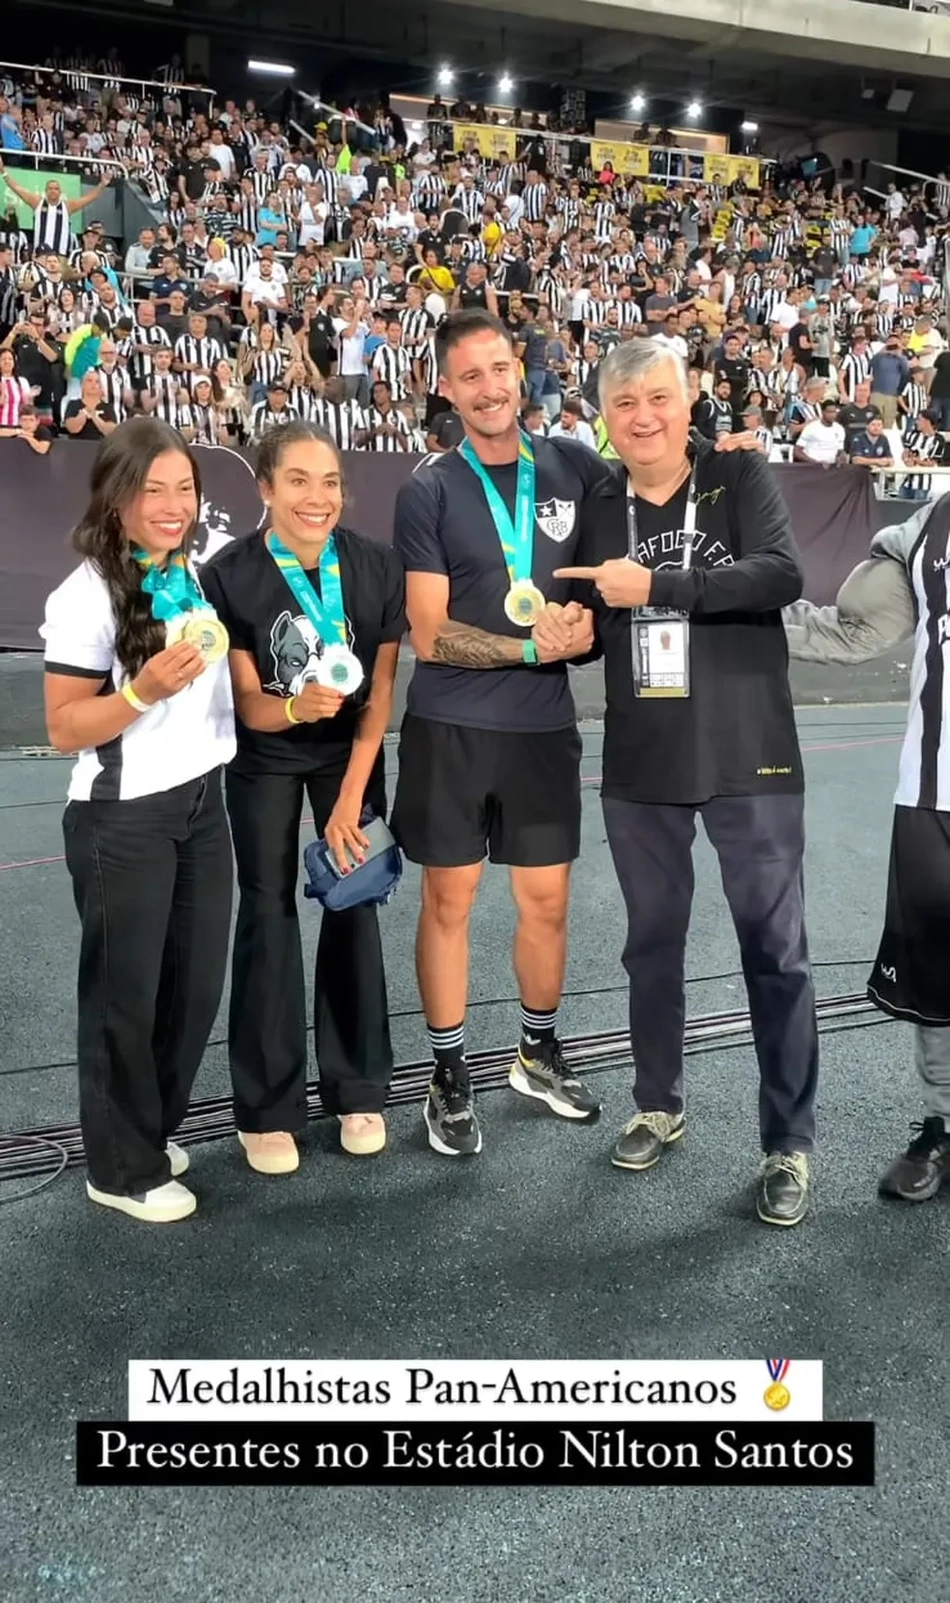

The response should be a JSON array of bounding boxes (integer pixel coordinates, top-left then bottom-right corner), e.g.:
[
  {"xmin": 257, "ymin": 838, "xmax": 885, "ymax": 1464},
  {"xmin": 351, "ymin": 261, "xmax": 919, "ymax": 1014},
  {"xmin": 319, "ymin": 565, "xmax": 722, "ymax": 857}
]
[{"xmin": 238, "ymin": 1131, "xmax": 299, "ymax": 1175}]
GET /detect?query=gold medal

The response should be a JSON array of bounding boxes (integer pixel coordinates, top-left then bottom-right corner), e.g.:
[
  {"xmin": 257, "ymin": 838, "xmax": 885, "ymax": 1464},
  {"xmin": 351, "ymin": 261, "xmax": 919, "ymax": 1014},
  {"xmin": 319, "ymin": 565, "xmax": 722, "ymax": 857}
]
[
  {"xmin": 504, "ymin": 581, "xmax": 546, "ymax": 628},
  {"xmin": 764, "ymin": 1382, "xmax": 790, "ymax": 1411},
  {"xmin": 181, "ymin": 615, "xmax": 230, "ymax": 664}
]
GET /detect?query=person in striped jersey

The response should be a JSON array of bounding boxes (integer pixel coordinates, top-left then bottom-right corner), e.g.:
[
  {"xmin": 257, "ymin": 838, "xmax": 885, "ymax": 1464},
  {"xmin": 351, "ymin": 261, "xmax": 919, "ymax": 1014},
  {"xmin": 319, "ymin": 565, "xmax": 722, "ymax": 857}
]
[
  {"xmin": 360, "ymin": 378, "xmax": 413, "ymax": 451},
  {"xmin": 785, "ymin": 496, "xmax": 950, "ymax": 1201},
  {"xmin": 900, "ymin": 412, "xmax": 945, "ymax": 499}
]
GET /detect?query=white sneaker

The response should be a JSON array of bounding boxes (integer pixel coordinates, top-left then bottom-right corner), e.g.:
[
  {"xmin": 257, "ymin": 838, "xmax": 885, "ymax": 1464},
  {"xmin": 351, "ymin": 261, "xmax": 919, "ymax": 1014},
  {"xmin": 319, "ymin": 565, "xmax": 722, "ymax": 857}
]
[
  {"xmin": 166, "ymin": 1140, "xmax": 189, "ymax": 1178},
  {"xmin": 86, "ymin": 1178, "xmax": 197, "ymax": 1223}
]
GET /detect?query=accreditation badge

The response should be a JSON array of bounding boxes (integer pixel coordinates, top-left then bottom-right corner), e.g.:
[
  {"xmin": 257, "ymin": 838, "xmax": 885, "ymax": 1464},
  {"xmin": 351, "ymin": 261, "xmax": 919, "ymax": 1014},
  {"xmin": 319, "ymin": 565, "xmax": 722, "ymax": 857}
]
[
  {"xmin": 315, "ymin": 642, "xmax": 364, "ymax": 695},
  {"xmin": 632, "ymin": 613, "xmax": 690, "ymax": 699}
]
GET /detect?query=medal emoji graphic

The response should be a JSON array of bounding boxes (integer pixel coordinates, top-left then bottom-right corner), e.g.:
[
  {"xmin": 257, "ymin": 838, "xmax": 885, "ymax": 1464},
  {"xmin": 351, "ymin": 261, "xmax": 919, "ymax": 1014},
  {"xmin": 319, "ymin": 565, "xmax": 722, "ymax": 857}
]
[{"xmin": 764, "ymin": 1359, "xmax": 791, "ymax": 1411}]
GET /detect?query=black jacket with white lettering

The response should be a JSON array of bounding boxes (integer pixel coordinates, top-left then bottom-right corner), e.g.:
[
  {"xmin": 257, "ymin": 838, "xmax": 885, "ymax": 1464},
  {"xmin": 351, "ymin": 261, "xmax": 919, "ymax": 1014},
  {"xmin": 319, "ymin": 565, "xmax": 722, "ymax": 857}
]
[{"xmin": 574, "ymin": 440, "xmax": 805, "ymax": 804}]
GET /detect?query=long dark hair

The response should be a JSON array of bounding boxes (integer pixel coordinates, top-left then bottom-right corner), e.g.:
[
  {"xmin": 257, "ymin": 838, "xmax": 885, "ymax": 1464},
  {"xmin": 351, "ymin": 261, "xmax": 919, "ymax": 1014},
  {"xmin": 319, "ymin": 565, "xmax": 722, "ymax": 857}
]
[{"xmin": 72, "ymin": 416, "xmax": 202, "ymax": 678}]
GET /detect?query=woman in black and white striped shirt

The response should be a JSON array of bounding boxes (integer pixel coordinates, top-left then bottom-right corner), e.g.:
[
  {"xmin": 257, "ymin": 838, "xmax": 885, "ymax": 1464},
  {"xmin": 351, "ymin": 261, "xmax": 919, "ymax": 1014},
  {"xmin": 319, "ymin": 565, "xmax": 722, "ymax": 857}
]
[{"xmin": 240, "ymin": 320, "xmax": 287, "ymax": 403}]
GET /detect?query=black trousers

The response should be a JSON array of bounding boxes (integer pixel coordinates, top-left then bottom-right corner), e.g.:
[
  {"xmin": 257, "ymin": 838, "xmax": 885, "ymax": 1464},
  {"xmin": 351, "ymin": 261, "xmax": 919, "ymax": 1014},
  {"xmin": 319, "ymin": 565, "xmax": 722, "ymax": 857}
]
[
  {"xmin": 63, "ymin": 773, "xmax": 233, "ymax": 1195},
  {"xmin": 602, "ymin": 793, "xmax": 818, "ymax": 1154},
  {"xmin": 225, "ymin": 762, "xmax": 394, "ymax": 1130}
]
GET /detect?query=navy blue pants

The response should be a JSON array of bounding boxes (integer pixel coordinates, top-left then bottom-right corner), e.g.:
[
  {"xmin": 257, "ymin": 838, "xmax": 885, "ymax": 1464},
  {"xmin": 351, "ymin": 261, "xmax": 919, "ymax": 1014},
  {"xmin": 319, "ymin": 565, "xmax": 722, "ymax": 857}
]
[{"xmin": 602, "ymin": 793, "xmax": 818, "ymax": 1154}]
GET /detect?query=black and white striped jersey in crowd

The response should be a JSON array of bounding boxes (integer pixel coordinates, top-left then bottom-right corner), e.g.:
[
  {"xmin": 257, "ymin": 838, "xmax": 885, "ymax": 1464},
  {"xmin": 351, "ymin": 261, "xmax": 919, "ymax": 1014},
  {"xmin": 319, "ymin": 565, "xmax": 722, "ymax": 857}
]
[
  {"xmin": 902, "ymin": 429, "xmax": 944, "ymax": 496},
  {"xmin": 453, "ymin": 187, "xmax": 485, "ymax": 225},
  {"xmin": 413, "ymin": 172, "xmax": 446, "ymax": 209},
  {"xmin": 371, "ymin": 343, "xmax": 413, "ymax": 400},
  {"xmin": 248, "ymin": 169, "xmax": 272, "ymax": 205},
  {"xmin": 592, "ymin": 202, "xmax": 615, "ymax": 241},
  {"xmin": 234, "ymin": 195, "xmax": 260, "ymax": 235},
  {"xmin": 840, "ymin": 350, "xmax": 872, "ymax": 394},
  {"xmin": 419, "ymin": 340, "xmax": 439, "ymax": 396},
  {"xmin": 901, "ymin": 381, "xmax": 929, "ymax": 422},
  {"xmin": 178, "ymin": 401, "xmax": 218, "ymax": 444},
  {"xmin": 229, "ymin": 243, "xmax": 259, "ymax": 284},
  {"xmin": 615, "ymin": 299, "xmax": 643, "ymax": 327},
  {"xmin": 247, "ymin": 347, "xmax": 287, "ymax": 388},
  {"xmin": 284, "ymin": 385, "xmax": 319, "ymax": 421},
  {"xmin": 363, "ymin": 407, "xmax": 412, "ymax": 450},
  {"xmin": 143, "ymin": 374, "xmax": 181, "ymax": 424},
  {"xmin": 310, "ymin": 398, "xmax": 365, "ymax": 450},
  {"xmin": 558, "ymin": 198, "xmax": 584, "ymax": 231},
  {"xmin": 250, "ymin": 401, "xmax": 300, "ymax": 439},
  {"xmin": 458, "ymin": 238, "xmax": 488, "ymax": 265},
  {"xmin": 94, "ymin": 367, "xmax": 128, "ymax": 418},
  {"xmin": 0, "ymin": 267, "xmax": 18, "ymax": 329},
  {"xmin": 757, "ymin": 287, "xmax": 788, "ymax": 326},
  {"xmin": 398, "ymin": 306, "xmax": 432, "ymax": 354},
  {"xmin": 31, "ymin": 127, "xmax": 62, "ymax": 158},
  {"xmin": 32, "ymin": 198, "xmax": 74, "ymax": 256},
  {"xmin": 175, "ymin": 334, "xmax": 227, "ymax": 385},
  {"xmin": 520, "ymin": 182, "xmax": 549, "ymax": 222},
  {"xmin": 314, "ymin": 167, "xmax": 340, "ymax": 204}
]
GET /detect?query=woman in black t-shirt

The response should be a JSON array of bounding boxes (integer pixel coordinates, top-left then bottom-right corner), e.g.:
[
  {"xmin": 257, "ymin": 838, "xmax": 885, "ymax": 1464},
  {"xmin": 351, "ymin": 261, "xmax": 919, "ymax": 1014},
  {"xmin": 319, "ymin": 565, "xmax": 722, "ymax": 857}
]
[{"xmin": 200, "ymin": 423, "xmax": 405, "ymax": 1172}]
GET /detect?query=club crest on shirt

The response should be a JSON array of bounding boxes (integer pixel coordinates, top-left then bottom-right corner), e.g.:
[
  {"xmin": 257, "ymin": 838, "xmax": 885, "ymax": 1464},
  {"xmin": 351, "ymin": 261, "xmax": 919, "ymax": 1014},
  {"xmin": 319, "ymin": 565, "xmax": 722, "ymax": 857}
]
[
  {"xmin": 266, "ymin": 610, "xmax": 355, "ymax": 697},
  {"xmin": 535, "ymin": 498, "xmax": 576, "ymax": 543}
]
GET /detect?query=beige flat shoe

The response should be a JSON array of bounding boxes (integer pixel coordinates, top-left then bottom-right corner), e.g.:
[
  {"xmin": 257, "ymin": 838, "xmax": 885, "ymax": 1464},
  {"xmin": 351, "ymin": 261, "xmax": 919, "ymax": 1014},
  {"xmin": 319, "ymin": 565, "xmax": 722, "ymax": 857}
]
[
  {"xmin": 238, "ymin": 1130, "xmax": 299, "ymax": 1175},
  {"xmin": 338, "ymin": 1114, "xmax": 387, "ymax": 1156}
]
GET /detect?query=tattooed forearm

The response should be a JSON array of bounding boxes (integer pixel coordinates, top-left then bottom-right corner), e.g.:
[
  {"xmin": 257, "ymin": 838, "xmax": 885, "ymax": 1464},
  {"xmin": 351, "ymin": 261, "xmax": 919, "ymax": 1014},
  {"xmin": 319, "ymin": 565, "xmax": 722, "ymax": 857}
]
[{"xmin": 431, "ymin": 620, "xmax": 525, "ymax": 669}]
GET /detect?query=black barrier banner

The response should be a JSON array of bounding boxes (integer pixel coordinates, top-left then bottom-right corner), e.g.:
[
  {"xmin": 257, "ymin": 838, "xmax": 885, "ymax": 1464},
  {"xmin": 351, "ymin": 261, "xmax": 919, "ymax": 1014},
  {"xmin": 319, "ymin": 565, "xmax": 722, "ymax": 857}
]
[
  {"xmin": 0, "ymin": 441, "xmax": 890, "ymax": 651},
  {"xmin": 76, "ymin": 1420, "xmax": 875, "ymax": 1486}
]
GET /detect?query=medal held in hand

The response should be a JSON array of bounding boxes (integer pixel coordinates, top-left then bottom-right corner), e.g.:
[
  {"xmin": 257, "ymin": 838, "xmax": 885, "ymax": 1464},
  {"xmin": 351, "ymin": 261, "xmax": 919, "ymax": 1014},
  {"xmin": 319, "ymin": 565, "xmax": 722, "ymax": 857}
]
[
  {"xmin": 266, "ymin": 529, "xmax": 364, "ymax": 696},
  {"xmin": 176, "ymin": 614, "xmax": 230, "ymax": 663},
  {"xmin": 459, "ymin": 432, "xmax": 545, "ymax": 631}
]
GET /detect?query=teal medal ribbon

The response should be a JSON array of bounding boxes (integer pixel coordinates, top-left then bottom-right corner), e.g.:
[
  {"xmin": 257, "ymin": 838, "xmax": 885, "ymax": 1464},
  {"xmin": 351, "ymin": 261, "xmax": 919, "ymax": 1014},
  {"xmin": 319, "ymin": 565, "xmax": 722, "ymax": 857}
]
[
  {"xmin": 133, "ymin": 548, "xmax": 208, "ymax": 624},
  {"xmin": 265, "ymin": 529, "xmax": 364, "ymax": 694},
  {"xmin": 459, "ymin": 431, "xmax": 545, "ymax": 627},
  {"xmin": 133, "ymin": 548, "xmax": 229, "ymax": 661}
]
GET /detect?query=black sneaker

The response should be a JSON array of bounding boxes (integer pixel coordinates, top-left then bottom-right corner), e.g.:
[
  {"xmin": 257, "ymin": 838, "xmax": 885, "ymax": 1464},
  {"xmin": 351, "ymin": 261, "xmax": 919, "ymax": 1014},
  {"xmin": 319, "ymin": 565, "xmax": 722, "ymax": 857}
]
[
  {"xmin": 879, "ymin": 1118, "xmax": 950, "ymax": 1202},
  {"xmin": 509, "ymin": 1040, "xmax": 601, "ymax": 1121},
  {"xmin": 424, "ymin": 1073, "xmax": 482, "ymax": 1157},
  {"xmin": 611, "ymin": 1110, "xmax": 685, "ymax": 1170},
  {"xmin": 756, "ymin": 1152, "xmax": 810, "ymax": 1227}
]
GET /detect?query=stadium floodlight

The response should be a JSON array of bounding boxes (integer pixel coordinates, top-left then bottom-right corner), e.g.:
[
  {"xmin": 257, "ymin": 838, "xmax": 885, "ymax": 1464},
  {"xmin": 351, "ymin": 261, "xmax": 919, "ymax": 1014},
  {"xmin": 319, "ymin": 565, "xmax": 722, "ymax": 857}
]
[
  {"xmin": 741, "ymin": 120, "xmax": 759, "ymax": 133},
  {"xmin": 247, "ymin": 60, "xmax": 296, "ymax": 77},
  {"xmin": 498, "ymin": 74, "xmax": 514, "ymax": 94},
  {"xmin": 630, "ymin": 93, "xmax": 646, "ymax": 112},
  {"xmin": 686, "ymin": 99, "xmax": 702, "ymax": 118},
  {"xmin": 437, "ymin": 67, "xmax": 454, "ymax": 87}
]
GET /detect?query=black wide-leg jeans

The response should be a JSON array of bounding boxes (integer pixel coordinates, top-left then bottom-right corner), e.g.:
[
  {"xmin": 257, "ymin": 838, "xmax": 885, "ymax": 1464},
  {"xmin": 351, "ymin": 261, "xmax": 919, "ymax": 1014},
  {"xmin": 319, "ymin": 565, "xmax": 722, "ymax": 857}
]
[
  {"xmin": 602, "ymin": 792, "xmax": 819, "ymax": 1154},
  {"xmin": 225, "ymin": 761, "xmax": 394, "ymax": 1132},
  {"xmin": 64, "ymin": 773, "xmax": 233, "ymax": 1195}
]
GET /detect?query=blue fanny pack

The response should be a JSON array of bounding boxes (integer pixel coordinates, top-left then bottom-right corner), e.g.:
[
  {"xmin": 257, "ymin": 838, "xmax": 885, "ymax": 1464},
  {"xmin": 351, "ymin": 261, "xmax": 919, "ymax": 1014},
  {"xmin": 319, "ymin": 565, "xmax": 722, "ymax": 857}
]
[{"xmin": 303, "ymin": 810, "xmax": 403, "ymax": 912}]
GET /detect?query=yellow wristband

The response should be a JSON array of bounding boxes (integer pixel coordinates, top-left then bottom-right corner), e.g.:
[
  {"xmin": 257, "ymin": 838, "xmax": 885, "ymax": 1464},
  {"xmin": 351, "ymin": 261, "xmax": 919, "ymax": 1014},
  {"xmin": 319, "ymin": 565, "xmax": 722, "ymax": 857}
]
[
  {"xmin": 285, "ymin": 696, "xmax": 302, "ymax": 725},
  {"xmin": 121, "ymin": 682, "xmax": 151, "ymax": 714}
]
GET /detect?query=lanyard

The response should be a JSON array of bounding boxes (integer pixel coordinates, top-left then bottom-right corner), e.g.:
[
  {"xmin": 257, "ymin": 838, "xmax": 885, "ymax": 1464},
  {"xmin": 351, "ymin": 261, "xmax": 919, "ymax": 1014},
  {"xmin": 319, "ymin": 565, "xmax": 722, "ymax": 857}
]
[
  {"xmin": 459, "ymin": 431, "xmax": 536, "ymax": 585},
  {"xmin": 625, "ymin": 460, "xmax": 699, "ymax": 577},
  {"xmin": 134, "ymin": 549, "xmax": 208, "ymax": 624},
  {"xmin": 265, "ymin": 529, "xmax": 348, "ymax": 647}
]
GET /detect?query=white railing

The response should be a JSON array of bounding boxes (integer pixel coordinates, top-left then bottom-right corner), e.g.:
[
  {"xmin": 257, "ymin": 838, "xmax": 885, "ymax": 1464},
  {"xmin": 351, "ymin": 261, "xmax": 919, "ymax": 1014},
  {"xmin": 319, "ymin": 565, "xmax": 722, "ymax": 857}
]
[{"xmin": 0, "ymin": 59, "xmax": 213, "ymax": 108}]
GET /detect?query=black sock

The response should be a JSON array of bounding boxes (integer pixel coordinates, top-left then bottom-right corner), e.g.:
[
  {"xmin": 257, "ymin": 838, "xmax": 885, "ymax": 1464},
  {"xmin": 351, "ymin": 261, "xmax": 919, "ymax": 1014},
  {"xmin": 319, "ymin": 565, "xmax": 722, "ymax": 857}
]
[
  {"xmin": 520, "ymin": 1004, "xmax": 558, "ymax": 1053},
  {"xmin": 427, "ymin": 1022, "xmax": 467, "ymax": 1086}
]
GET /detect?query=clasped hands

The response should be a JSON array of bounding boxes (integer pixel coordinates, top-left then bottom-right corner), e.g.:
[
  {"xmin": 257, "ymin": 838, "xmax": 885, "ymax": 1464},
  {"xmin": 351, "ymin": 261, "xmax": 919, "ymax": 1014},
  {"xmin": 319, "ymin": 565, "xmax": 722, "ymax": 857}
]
[{"xmin": 531, "ymin": 600, "xmax": 595, "ymax": 662}]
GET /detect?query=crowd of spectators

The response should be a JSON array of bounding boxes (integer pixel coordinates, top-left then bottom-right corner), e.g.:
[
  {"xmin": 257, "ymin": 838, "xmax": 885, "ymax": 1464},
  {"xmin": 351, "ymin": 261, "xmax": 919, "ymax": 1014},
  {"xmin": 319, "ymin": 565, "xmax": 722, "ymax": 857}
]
[{"xmin": 0, "ymin": 46, "xmax": 949, "ymax": 494}]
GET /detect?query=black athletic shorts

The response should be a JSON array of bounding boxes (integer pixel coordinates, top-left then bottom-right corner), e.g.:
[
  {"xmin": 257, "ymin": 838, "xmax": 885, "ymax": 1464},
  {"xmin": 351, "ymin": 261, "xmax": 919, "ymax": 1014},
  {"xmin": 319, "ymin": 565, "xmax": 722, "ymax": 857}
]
[
  {"xmin": 391, "ymin": 714, "xmax": 583, "ymax": 868},
  {"xmin": 868, "ymin": 804, "xmax": 950, "ymax": 1026}
]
